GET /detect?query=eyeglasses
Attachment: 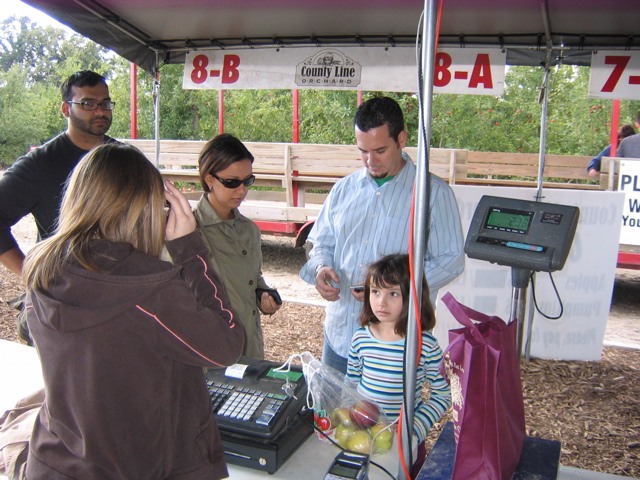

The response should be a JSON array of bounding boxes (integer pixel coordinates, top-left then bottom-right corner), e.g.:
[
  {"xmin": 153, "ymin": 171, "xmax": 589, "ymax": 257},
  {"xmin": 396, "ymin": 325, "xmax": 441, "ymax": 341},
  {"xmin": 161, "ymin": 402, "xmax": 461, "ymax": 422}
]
[
  {"xmin": 212, "ymin": 173, "xmax": 256, "ymax": 189},
  {"xmin": 66, "ymin": 101, "xmax": 116, "ymax": 111}
]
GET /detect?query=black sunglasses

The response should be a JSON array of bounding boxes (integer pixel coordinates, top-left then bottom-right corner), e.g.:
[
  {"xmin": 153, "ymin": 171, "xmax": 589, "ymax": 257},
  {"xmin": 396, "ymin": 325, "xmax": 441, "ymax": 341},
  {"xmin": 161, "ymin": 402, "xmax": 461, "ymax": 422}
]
[{"xmin": 211, "ymin": 173, "xmax": 256, "ymax": 189}]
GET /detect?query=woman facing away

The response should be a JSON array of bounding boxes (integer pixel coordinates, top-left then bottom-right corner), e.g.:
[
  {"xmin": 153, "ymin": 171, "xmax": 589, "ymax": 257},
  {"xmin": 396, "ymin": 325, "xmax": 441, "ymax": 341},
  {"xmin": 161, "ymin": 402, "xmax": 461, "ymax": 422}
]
[
  {"xmin": 194, "ymin": 133, "xmax": 281, "ymax": 359},
  {"xmin": 23, "ymin": 143, "xmax": 245, "ymax": 480}
]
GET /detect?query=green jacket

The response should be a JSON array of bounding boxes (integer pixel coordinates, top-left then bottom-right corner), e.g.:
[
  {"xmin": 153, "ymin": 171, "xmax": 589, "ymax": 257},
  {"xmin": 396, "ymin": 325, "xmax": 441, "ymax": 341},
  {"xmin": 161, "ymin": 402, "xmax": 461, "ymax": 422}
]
[{"xmin": 194, "ymin": 195, "xmax": 268, "ymax": 359}]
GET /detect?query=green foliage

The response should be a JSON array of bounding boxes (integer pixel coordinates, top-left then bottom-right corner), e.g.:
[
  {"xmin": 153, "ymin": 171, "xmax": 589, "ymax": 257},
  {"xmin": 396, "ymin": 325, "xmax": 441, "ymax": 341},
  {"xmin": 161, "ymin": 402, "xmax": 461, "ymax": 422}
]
[{"xmin": 2, "ymin": 17, "xmax": 640, "ymax": 169}]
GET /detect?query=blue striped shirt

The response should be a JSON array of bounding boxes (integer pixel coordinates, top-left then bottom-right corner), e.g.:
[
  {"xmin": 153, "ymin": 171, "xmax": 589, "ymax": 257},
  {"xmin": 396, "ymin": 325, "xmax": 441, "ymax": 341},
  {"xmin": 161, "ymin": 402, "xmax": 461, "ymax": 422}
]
[
  {"xmin": 346, "ymin": 327, "xmax": 452, "ymax": 442},
  {"xmin": 299, "ymin": 156, "xmax": 465, "ymax": 358}
]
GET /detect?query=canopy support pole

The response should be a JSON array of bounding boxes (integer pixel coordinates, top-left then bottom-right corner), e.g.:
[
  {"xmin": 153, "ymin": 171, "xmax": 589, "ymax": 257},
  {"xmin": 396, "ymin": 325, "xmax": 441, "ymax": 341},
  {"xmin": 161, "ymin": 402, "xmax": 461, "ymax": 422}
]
[
  {"xmin": 399, "ymin": 0, "xmax": 439, "ymax": 478},
  {"xmin": 153, "ymin": 53, "xmax": 161, "ymax": 167}
]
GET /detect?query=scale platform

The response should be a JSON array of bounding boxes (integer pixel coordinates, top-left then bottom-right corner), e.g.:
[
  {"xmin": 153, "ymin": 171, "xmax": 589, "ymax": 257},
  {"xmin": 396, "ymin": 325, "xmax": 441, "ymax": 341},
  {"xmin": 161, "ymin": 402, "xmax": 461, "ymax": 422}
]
[{"xmin": 416, "ymin": 422, "xmax": 562, "ymax": 480}]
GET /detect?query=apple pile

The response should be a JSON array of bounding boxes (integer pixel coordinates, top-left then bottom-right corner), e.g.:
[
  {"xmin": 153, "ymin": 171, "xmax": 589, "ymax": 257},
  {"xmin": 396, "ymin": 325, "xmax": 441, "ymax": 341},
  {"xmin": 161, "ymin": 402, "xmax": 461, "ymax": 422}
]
[{"xmin": 328, "ymin": 400, "xmax": 394, "ymax": 454}]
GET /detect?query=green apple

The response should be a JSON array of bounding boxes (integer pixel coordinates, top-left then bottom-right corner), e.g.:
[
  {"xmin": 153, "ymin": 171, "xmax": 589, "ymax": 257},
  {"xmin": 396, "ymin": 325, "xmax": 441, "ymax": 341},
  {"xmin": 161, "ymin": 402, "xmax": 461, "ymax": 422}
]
[
  {"xmin": 369, "ymin": 423, "xmax": 394, "ymax": 453},
  {"xmin": 346, "ymin": 430, "xmax": 372, "ymax": 454},
  {"xmin": 331, "ymin": 407, "xmax": 354, "ymax": 428},
  {"xmin": 334, "ymin": 423, "xmax": 357, "ymax": 448}
]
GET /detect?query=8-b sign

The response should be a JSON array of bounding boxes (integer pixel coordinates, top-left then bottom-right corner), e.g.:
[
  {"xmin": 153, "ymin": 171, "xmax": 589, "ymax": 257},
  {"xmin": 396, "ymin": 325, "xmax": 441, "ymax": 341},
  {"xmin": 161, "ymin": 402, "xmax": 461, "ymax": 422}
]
[{"xmin": 589, "ymin": 50, "xmax": 640, "ymax": 100}]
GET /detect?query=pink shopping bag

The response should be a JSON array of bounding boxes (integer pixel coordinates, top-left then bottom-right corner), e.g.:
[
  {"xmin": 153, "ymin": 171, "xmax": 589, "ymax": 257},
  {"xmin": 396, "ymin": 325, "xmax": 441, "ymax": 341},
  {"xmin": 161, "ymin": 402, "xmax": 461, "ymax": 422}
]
[{"xmin": 441, "ymin": 292, "xmax": 525, "ymax": 480}]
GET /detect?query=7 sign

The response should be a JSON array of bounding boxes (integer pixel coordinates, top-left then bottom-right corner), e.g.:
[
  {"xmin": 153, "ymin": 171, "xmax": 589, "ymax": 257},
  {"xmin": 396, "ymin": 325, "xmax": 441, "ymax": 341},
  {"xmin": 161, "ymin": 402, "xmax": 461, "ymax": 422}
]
[{"xmin": 589, "ymin": 50, "xmax": 640, "ymax": 100}]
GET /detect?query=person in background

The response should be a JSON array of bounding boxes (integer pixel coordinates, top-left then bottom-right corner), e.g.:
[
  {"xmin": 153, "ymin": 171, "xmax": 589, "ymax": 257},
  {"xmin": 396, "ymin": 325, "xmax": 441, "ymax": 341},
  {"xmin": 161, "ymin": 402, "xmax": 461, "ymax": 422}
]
[
  {"xmin": 587, "ymin": 123, "xmax": 636, "ymax": 176},
  {"xmin": 0, "ymin": 70, "xmax": 116, "ymax": 277},
  {"xmin": 347, "ymin": 254, "xmax": 451, "ymax": 476},
  {"xmin": 23, "ymin": 143, "xmax": 244, "ymax": 480},
  {"xmin": 194, "ymin": 133, "xmax": 281, "ymax": 359},
  {"xmin": 0, "ymin": 70, "xmax": 116, "ymax": 344},
  {"xmin": 617, "ymin": 111, "xmax": 640, "ymax": 159},
  {"xmin": 300, "ymin": 96, "xmax": 465, "ymax": 373}
]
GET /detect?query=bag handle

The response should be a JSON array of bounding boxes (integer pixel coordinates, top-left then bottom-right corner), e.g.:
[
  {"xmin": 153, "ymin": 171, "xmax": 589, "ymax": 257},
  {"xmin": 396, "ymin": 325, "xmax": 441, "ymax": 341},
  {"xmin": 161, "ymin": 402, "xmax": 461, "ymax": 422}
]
[{"xmin": 441, "ymin": 292, "xmax": 495, "ymax": 344}]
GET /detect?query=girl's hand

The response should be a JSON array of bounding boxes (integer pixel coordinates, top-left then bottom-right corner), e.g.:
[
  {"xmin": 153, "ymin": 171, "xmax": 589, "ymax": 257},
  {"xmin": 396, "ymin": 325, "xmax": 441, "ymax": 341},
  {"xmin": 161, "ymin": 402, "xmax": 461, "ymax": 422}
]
[{"xmin": 164, "ymin": 181, "xmax": 197, "ymax": 241}]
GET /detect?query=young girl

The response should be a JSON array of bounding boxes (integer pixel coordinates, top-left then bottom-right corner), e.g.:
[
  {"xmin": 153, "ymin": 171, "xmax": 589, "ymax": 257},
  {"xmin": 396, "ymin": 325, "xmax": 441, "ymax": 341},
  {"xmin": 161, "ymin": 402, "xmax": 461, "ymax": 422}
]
[
  {"xmin": 194, "ymin": 133, "xmax": 280, "ymax": 359},
  {"xmin": 23, "ymin": 143, "xmax": 245, "ymax": 480},
  {"xmin": 346, "ymin": 253, "xmax": 451, "ymax": 470}
]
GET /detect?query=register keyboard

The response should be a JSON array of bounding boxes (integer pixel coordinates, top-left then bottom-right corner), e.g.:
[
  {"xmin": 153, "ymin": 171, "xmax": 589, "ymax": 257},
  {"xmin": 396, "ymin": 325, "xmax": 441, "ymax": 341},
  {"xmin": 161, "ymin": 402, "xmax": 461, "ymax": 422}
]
[{"xmin": 205, "ymin": 356, "xmax": 309, "ymax": 439}]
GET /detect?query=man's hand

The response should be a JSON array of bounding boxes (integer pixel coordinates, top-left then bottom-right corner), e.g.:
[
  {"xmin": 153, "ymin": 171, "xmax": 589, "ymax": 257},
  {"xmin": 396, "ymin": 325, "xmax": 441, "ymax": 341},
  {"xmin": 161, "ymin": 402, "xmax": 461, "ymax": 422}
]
[
  {"xmin": 350, "ymin": 288, "xmax": 365, "ymax": 302},
  {"xmin": 164, "ymin": 180, "xmax": 197, "ymax": 241},
  {"xmin": 588, "ymin": 168, "xmax": 599, "ymax": 177},
  {"xmin": 315, "ymin": 266, "xmax": 341, "ymax": 301}
]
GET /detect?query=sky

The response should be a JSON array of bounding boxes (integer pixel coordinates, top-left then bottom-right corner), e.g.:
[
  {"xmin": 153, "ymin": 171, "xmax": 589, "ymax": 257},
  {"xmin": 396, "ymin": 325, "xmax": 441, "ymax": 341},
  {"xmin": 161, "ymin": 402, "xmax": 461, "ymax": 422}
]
[{"xmin": 2, "ymin": 0, "xmax": 74, "ymax": 32}]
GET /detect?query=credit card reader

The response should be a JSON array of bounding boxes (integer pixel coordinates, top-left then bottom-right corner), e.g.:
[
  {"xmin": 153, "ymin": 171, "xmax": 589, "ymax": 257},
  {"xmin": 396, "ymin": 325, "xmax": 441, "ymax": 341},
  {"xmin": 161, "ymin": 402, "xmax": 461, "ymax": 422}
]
[{"xmin": 324, "ymin": 450, "xmax": 370, "ymax": 480}]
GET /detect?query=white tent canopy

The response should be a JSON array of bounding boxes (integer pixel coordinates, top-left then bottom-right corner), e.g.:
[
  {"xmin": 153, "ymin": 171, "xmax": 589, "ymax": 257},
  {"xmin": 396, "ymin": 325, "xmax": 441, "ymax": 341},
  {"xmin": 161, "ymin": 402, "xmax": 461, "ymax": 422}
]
[{"xmin": 22, "ymin": 0, "xmax": 640, "ymax": 75}]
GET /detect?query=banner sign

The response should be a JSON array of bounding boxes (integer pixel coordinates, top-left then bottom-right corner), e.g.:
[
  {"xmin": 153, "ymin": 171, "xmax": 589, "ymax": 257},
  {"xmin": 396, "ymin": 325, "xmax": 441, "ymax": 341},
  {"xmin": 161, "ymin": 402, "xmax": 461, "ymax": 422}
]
[
  {"xmin": 435, "ymin": 186, "xmax": 625, "ymax": 361},
  {"xmin": 618, "ymin": 160, "xmax": 640, "ymax": 245},
  {"xmin": 588, "ymin": 50, "xmax": 640, "ymax": 100},
  {"xmin": 183, "ymin": 47, "xmax": 505, "ymax": 95}
]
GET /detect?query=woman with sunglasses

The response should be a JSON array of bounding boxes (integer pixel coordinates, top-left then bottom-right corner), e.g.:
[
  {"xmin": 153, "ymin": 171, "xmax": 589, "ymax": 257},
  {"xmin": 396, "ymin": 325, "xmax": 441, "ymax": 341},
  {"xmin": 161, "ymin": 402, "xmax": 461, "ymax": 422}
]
[{"xmin": 195, "ymin": 133, "xmax": 281, "ymax": 359}]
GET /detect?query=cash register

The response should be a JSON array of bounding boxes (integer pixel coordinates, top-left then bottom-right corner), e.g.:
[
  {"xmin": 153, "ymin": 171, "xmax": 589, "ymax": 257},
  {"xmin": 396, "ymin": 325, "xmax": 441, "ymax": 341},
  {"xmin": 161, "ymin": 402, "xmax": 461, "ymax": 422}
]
[{"xmin": 205, "ymin": 356, "xmax": 313, "ymax": 474}]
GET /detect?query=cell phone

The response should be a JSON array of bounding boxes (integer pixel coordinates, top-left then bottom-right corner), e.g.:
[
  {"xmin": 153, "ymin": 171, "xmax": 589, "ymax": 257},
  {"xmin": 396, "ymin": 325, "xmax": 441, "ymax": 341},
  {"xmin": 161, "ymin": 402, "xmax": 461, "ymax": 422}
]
[
  {"xmin": 349, "ymin": 285, "xmax": 364, "ymax": 293},
  {"xmin": 324, "ymin": 450, "xmax": 369, "ymax": 480},
  {"xmin": 256, "ymin": 287, "xmax": 283, "ymax": 305}
]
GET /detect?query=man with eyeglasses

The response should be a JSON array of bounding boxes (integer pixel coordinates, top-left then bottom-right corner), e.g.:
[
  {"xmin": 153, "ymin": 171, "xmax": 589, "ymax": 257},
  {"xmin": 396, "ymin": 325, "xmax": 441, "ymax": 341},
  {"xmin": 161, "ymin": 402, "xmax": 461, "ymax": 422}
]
[{"xmin": 0, "ymin": 70, "xmax": 116, "ymax": 343}]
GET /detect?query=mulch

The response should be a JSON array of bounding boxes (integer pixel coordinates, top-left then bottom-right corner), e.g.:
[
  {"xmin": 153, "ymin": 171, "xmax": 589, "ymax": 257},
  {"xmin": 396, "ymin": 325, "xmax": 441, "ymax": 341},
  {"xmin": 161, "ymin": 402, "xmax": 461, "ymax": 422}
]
[{"xmin": 2, "ymin": 272, "xmax": 639, "ymax": 477}]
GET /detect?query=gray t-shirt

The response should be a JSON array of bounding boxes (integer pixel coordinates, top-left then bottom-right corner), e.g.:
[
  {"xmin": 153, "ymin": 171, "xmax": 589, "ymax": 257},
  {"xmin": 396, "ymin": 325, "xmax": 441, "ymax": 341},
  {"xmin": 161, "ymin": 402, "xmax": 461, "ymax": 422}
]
[{"xmin": 618, "ymin": 133, "xmax": 640, "ymax": 158}]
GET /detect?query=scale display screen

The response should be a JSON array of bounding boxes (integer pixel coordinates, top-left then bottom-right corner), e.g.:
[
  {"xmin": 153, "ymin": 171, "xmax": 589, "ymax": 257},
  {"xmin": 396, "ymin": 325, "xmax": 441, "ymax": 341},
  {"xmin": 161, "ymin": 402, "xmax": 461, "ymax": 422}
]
[
  {"xmin": 465, "ymin": 195, "xmax": 580, "ymax": 272},
  {"xmin": 485, "ymin": 207, "xmax": 534, "ymax": 234}
]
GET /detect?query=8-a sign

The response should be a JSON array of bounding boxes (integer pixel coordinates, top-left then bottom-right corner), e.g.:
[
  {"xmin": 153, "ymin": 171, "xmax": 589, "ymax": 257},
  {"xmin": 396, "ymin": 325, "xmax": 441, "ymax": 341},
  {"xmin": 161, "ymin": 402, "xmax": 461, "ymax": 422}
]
[
  {"xmin": 434, "ymin": 48, "xmax": 506, "ymax": 95},
  {"xmin": 589, "ymin": 50, "xmax": 640, "ymax": 100}
]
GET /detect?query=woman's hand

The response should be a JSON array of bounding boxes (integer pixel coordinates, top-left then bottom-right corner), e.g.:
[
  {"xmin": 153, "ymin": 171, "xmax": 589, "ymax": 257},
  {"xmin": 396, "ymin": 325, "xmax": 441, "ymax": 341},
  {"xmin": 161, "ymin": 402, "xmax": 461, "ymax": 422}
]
[
  {"xmin": 260, "ymin": 292, "xmax": 282, "ymax": 315},
  {"xmin": 164, "ymin": 180, "xmax": 197, "ymax": 241}
]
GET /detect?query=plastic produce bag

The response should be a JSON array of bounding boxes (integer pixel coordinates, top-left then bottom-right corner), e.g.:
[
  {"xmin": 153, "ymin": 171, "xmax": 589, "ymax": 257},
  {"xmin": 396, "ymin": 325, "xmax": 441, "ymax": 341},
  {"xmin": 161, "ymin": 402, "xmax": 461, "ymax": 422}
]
[{"xmin": 275, "ymin": 352, "xmax": 395, "ymax": 455}]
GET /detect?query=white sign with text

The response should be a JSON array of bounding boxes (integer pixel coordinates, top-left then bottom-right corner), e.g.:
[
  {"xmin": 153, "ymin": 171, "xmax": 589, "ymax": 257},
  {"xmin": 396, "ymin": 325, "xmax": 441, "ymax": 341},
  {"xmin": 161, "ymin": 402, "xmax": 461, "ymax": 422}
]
[
  {"xmin": 434, "ymin": 186, "xmax": 625, "ymax": 361},
  {"xmin": 618, "ymin": 160, "xmax": 640, "ymax": 245},
  {"xmin": 182, "ymin": 47, "xmax": 505, "ymax": 94},
  {"xmin": 589, "ymin": 50, "xmax": 640, "ymax": 100}
]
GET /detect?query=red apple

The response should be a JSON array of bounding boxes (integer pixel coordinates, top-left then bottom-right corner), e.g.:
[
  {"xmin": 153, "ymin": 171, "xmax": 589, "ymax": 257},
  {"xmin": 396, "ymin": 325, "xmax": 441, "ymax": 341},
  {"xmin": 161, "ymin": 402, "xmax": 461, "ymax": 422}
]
[{"xmin": 349, "ymin": 400, "xmax": 380, "ymax": 429}]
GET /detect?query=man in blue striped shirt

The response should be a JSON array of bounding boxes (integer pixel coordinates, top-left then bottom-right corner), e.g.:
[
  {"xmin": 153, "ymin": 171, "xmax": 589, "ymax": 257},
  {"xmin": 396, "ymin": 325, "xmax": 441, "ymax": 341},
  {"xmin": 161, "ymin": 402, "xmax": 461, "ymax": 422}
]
[{"xmin": 300, "ymin": 96, "xmax": 465, "ymax": 373}]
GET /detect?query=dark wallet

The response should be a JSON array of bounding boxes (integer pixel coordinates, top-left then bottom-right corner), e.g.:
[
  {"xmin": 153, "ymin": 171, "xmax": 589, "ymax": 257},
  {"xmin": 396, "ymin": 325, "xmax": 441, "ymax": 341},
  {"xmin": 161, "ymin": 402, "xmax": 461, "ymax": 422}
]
[{"xmin": 256, "ymin": 287, "xmax": 283, "ymax": 305}]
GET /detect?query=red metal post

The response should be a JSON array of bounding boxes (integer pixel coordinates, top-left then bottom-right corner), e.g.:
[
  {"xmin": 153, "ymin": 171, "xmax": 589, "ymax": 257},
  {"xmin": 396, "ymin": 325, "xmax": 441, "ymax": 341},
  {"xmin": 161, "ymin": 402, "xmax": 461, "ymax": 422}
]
[
  {"xmin": 292, "ymin": 89, "xmax": 300, "ymax": 207},
  {"xmin": 218, "ymin": 89, "xmax": 225, "ymax": 134},
  {"xmin": 292, "ymin": 89, "xmax": 300, "ymax": 143},
  {"xmin": 610, "ymin": 99, "xmax": 621, "ymax": 157},
  {"xmin": 130, "ymin": 63, "xmax": 137, "ymax": 139},
  {"xmin": 357, "ymin": 90, "xmax": 363, "ymax": 107}
]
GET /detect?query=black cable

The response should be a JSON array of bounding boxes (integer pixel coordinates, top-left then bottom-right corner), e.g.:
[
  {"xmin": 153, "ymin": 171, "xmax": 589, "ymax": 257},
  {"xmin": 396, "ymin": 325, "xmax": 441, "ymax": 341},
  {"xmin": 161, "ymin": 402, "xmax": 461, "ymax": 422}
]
[
  {"xmin": 529, "ymin": 271, "xmax": 564, "ymax": 320},
  {"xmin": 298, "ymin": 409, "xmax": 397, "ymax": 480}
]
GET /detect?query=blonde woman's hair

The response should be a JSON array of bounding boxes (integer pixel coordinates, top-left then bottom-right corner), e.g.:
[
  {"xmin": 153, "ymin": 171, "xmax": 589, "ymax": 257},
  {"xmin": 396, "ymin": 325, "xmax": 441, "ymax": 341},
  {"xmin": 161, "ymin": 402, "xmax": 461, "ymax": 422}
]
[{"xmin": 24, "ymin": 143, "xmax": 166, "ymax": 290}]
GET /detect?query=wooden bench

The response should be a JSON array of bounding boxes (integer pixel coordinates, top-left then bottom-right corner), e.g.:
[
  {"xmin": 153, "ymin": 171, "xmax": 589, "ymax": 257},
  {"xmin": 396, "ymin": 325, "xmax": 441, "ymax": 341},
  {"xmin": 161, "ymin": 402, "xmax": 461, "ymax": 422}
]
[
  {"xmin": 120, "ymin": 139, "xmax": 468, "ymax": 211},
  {"xmin": 459, "ymin": 151, "xmax": 602, "ymax": 190}
]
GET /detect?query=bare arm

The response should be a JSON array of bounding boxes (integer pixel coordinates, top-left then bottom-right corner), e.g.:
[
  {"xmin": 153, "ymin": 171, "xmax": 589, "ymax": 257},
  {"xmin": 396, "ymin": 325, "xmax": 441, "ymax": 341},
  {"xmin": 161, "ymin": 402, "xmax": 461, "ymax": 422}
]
[{"xmin": 0, "ymin": 247, "xmax": 25, "ymax": 278}]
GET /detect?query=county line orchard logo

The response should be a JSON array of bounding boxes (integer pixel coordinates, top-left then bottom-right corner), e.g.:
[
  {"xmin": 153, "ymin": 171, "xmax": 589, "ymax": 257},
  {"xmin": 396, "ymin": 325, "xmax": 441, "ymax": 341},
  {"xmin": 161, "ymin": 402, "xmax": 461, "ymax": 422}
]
[{"xmin": 295, "ymin": 50, "xmax": 362, "ymax": 88}]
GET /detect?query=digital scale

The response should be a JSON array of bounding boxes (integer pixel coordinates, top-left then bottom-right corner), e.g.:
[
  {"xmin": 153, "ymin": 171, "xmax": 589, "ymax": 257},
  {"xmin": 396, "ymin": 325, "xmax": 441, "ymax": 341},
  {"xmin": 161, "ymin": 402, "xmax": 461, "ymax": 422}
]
[{"xmin": 465, "ymin": 195, "xmax": 580, "ymax": 355}]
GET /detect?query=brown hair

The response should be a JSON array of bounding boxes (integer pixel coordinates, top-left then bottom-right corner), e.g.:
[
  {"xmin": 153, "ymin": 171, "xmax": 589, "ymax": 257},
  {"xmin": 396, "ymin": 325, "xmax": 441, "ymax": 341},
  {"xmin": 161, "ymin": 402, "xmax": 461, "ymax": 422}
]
[
  {"xmin": 198, "ymin": 133, "xmax": 254, "ymax": 193},
  {"xmin": 358, "ymin": 253, "xmax": 436, "ymax": 336},
  {"xmin": 24, "ymin": 143, "xmax": 166, "ymax": 290}
]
